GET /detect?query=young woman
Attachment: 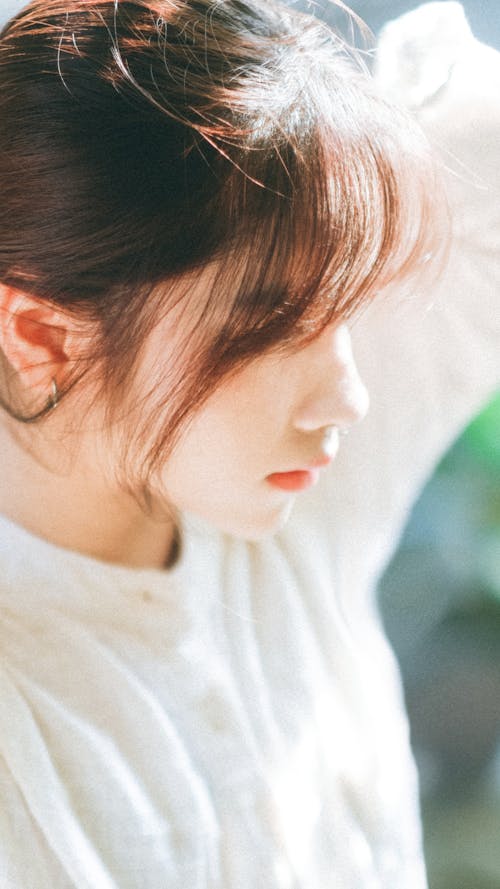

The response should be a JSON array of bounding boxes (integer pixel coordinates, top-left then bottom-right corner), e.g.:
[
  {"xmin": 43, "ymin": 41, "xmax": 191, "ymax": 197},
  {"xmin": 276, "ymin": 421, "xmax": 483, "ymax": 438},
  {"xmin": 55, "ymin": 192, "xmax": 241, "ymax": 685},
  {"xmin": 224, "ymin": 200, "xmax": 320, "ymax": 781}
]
[{"xmin": 0, "ymin": 0, "xmax": 498, "ymax": 886}]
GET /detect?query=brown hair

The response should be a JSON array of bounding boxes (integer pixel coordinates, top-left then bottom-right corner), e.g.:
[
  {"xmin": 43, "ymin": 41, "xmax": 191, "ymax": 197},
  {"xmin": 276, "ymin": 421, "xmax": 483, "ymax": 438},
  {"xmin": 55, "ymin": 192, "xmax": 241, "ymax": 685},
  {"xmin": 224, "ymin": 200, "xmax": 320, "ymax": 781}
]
[{"xmin": 0, "ymin": 0, "xmax": 444, "ymax": 492}]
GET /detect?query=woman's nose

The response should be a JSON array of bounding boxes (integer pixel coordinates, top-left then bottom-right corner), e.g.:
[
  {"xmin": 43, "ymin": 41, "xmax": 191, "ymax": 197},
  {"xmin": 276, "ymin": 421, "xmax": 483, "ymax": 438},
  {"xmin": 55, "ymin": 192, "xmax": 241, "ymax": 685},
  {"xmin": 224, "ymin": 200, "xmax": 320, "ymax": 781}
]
[{"xmin": 292, "ymin": 323, "xmax": 370, "ymax": 433}]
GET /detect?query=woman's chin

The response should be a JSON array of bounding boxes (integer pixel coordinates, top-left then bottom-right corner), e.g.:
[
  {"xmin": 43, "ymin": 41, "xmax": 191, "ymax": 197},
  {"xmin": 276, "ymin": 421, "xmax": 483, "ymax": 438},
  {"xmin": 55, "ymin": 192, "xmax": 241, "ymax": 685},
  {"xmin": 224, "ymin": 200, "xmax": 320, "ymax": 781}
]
[
  {"xmin": 147, "ymin": 481, "xmax": 296, "ymax": 541},
  {"xmin": 210, "ymin": 496, "xmax": 296, "ymax": 542}
]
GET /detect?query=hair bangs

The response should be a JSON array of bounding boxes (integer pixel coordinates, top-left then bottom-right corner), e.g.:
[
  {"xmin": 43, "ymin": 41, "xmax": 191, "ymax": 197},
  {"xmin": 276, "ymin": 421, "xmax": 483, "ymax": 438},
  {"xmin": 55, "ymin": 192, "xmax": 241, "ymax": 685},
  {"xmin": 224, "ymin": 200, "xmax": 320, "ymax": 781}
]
[{"xmin": 195, "ymin": 74, "xmax": 446, "ymax": 377}]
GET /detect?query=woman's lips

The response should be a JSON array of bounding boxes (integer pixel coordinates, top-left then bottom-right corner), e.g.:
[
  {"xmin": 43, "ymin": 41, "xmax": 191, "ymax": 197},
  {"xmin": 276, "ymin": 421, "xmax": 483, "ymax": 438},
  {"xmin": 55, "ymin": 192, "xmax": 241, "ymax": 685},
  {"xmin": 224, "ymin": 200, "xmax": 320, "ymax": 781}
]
[
  {"xmin": 266, "ymin": 468, "xmax": 321, "ymax": 491},
  {"xmin": 266, "ymin": 450, "xmax": 336, "ymax": 492}
]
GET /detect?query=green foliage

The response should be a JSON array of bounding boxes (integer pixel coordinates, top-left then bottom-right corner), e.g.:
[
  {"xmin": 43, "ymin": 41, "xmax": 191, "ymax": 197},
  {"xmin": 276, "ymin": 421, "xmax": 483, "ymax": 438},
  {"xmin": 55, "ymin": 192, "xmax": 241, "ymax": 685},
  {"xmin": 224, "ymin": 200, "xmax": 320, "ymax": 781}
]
[
  {"xmin": 435, "ymin": 392, "xmax": 500, "ymax": 602},
  {"xmin": 379, "ymin": 390, "xmax": 500, "ymax": 659},
  {"xmin": 441, "ymin": 392, "xmax": 500, "ymax": 474}
]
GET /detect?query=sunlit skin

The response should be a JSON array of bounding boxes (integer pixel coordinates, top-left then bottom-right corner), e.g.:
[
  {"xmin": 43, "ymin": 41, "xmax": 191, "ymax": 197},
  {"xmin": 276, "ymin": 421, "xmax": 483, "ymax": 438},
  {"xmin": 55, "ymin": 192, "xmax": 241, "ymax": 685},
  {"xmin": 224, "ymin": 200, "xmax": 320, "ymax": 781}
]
[
  {"xmin": 0, "ymin": 282, "xmax": 369, "ymax": 570},
  {"xmin": 156, "ymin": 320, "xmax": 369, "ymax": 538}
]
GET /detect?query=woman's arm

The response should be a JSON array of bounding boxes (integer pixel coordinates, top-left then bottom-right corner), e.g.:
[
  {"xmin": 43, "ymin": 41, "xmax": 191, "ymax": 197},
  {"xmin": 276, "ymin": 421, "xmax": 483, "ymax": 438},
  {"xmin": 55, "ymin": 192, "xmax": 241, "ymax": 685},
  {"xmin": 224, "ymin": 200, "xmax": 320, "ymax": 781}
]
[{"xmin": 318, "ymin": 3, "xmax": 500, "ymax": 585}]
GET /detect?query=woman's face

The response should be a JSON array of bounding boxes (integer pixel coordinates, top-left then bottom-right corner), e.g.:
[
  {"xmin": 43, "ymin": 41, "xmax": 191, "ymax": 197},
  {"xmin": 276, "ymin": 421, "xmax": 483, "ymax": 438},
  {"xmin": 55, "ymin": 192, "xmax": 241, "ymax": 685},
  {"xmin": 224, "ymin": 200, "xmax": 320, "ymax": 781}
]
[{"xmin": 131, "ymin": 314, "xmax": 370, "ymax": 539}]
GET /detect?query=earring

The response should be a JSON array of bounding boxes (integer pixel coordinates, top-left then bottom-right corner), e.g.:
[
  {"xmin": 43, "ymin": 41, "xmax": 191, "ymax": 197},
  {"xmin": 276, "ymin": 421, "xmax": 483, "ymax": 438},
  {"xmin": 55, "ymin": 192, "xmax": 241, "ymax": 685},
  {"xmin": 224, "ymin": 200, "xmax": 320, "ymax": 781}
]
[{"xmin": 48, "ymin": 378, "xmax": 59, "ymax": 411}]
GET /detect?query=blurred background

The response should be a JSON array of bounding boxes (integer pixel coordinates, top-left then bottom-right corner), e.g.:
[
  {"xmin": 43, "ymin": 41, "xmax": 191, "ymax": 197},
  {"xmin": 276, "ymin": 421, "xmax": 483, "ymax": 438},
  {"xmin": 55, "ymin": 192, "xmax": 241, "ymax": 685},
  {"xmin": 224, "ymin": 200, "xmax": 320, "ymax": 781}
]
[
  {"xmin": 0, "ymin": 1, "xmax": 498, "ymax": 886},
  {"xmin": 378, "ymin": 392, "xmax": 500, "ymax": 889}
]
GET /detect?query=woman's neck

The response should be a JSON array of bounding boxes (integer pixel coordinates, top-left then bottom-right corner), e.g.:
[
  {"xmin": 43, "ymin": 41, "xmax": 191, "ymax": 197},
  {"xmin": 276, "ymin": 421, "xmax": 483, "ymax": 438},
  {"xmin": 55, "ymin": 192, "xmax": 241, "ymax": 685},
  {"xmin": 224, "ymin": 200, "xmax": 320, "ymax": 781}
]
[{"xmin": 0, "ymin": 417, "xmax": 177, "ymax": 571}]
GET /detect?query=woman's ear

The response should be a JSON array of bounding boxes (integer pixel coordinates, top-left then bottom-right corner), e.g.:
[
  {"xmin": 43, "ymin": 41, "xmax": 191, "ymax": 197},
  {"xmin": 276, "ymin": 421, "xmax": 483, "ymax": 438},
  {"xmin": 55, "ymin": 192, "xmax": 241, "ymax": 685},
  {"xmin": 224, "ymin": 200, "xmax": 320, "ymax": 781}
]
[{"xmin": 0, "ymin": 284, "xmax": 75, "ymax": 396}]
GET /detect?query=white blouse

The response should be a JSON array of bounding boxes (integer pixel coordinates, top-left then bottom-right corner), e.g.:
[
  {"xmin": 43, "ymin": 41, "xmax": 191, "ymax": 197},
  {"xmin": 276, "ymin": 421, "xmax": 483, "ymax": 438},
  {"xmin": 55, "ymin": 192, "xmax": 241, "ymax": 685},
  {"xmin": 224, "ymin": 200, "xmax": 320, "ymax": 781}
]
[{"xmin": 0, "ymin": 4, "xmax": 499, "ymax": 887}]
